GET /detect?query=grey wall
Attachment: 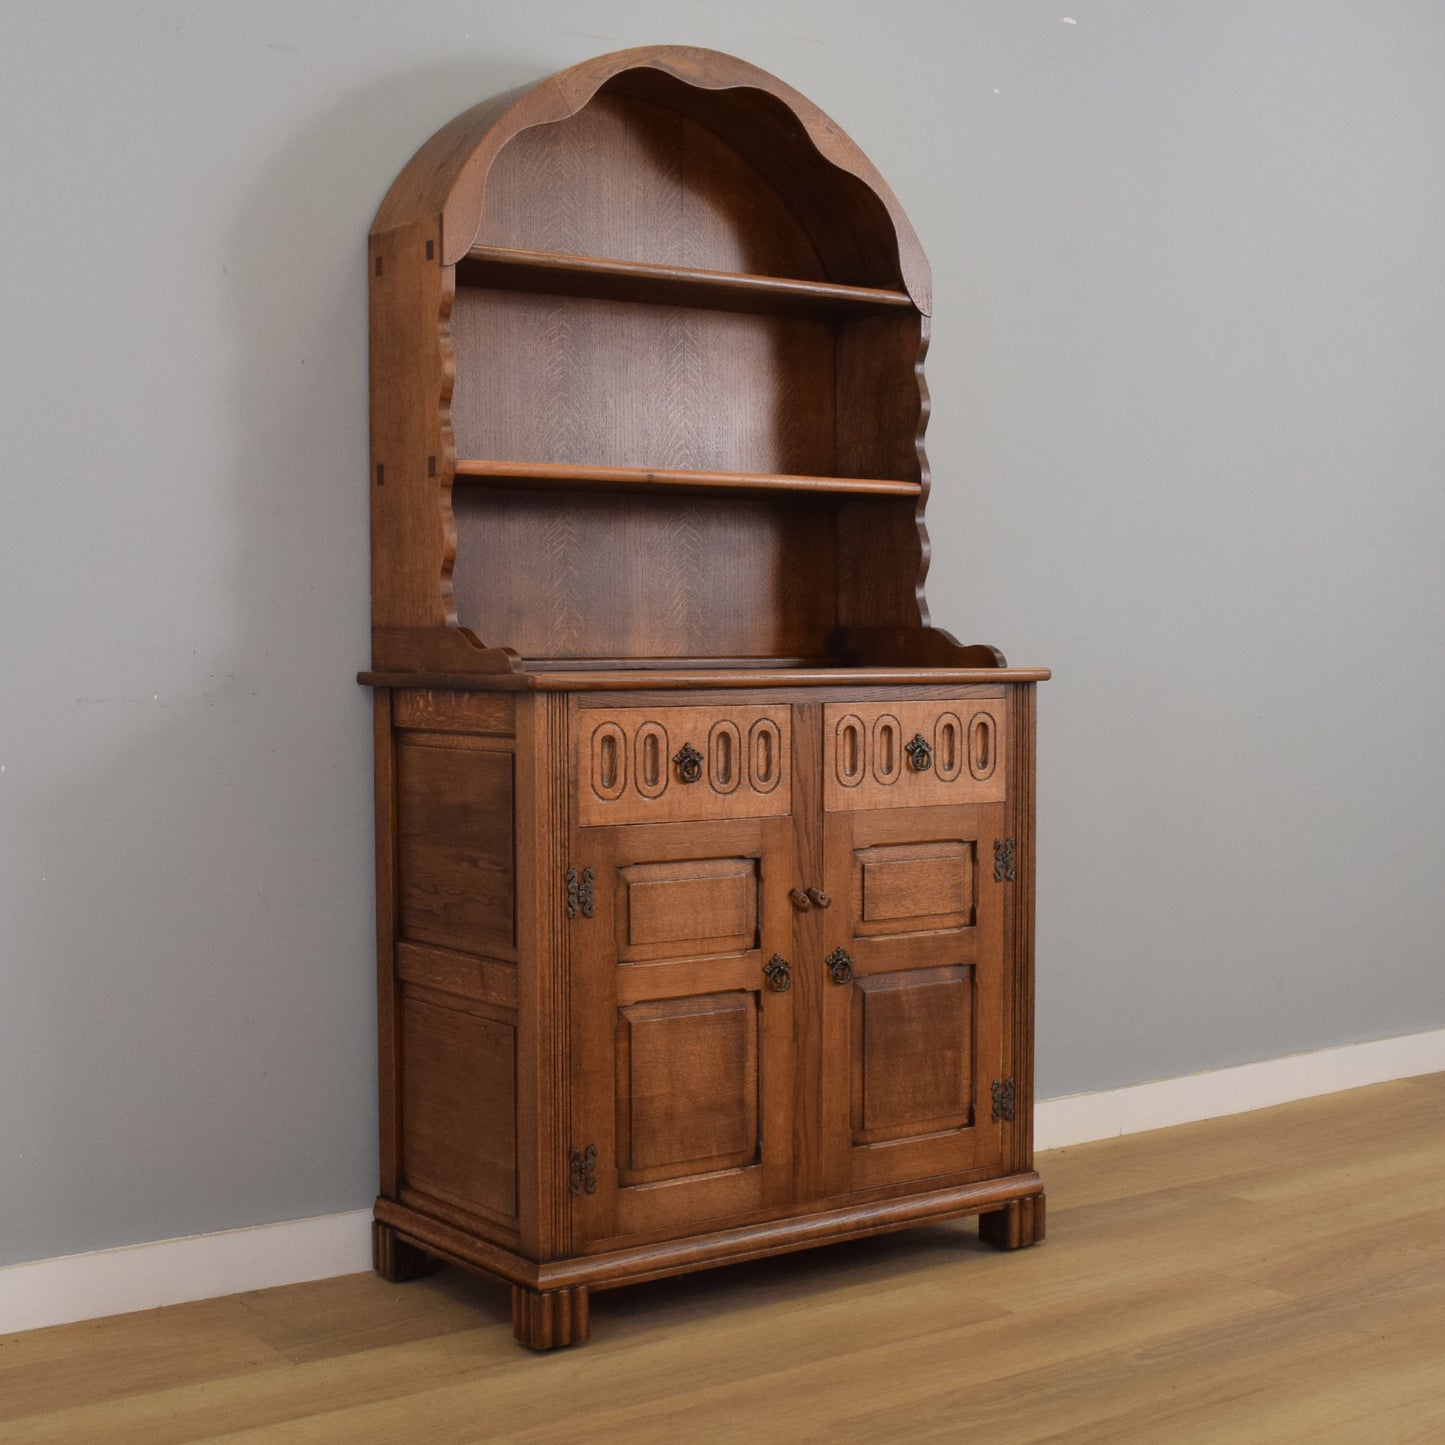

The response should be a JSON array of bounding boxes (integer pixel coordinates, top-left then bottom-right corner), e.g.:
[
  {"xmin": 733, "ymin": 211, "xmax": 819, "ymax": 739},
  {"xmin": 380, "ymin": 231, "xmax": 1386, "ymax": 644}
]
[{"xmin": 2, "ymin": 2, "xmax": 1442, "ymax": 1269}]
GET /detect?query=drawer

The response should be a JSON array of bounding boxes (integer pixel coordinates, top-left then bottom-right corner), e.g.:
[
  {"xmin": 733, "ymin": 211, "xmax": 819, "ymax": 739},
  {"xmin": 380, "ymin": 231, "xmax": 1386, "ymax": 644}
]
[
  {"xmin": 823, "ymin": 700, "xmax": 1006, "ymax": 811},
  {"xmin": 577, "ymin": 706, "xmax": 791, "ymax": 827}
]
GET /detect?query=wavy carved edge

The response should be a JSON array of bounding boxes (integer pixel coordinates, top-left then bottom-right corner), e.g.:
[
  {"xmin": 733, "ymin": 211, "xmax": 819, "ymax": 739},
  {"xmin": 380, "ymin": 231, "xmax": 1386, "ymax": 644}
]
[
  {"xmin": 436, "ymin": 261, "xmax": 460, "ymax": 631},
  {"xmin": 372, "ymin": 45, "xmax": 931, "ymax": 313},
  {"xmin": 914, "ymin": 313, "xmax": 934, "ymax": 628}
]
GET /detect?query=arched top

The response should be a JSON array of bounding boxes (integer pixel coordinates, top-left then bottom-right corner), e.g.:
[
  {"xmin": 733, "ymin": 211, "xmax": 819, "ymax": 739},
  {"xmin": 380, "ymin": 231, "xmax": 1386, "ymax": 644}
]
[{"xmin": 373, "ymin": 45, "xmax": 932, "ymax": 314}]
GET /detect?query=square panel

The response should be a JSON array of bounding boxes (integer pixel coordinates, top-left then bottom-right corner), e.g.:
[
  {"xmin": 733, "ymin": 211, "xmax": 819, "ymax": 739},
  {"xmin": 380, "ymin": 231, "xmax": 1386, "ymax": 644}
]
[
  {"xmin": 401, "ymin": 998, "xmax": 517, "ymax": 1222},
  {"xmin": 852, "ymin": 840, "xmax": 975, "ymax": 936},
  {"xmin": 850, "ymin": 966, "xmax": 973, "ymax": 1144},
  {"xmin": 615, "ymin": 857, "xmax": 759, "ymax": 962},
  {"xmin": 616, "ymin": 992, "xmax": 759, "ymax": 1185},
  {"xmin": 397, "ymin": 741, "xmax": 515, "ymax": 957}
]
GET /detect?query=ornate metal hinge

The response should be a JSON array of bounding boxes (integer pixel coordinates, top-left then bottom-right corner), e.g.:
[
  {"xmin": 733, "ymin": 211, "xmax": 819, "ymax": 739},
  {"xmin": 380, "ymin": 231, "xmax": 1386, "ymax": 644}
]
[
  {"xmin": 992, "ymin": 1078, "xmax": 1016, "ymax": 1123},
  {"xmin": 994, "ymin": 838, "xmax": 1016, "ymax": 883},
  {"xmin": 565, "ymin": 866, "xmax": 595, "ymax": 920},
  {"xmin": 569, "ymin": 1143, "xmax": 597, "ymax": 1196}
]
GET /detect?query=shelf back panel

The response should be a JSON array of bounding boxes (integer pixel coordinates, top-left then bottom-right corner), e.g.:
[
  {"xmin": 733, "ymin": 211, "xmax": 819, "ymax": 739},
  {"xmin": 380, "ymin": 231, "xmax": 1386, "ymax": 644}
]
[
  {"xmin": 451, "ymin": 289, "xmax": 837, "ymax": 477},
  {"xmin": 480, "ymin": 91, "xmax": 826, "ymax": 279},
  {"xmin": 451, "ymin": 487, "xmax": 837, "ymax": 661}
]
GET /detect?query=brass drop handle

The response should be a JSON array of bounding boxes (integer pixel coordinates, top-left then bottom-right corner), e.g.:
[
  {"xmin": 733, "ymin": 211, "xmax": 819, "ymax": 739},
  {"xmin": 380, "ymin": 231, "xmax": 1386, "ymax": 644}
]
[
  {"xmin": 763, "ymin": 953, "xmax": 792, "ymax": 992},
  {"xmin": 825, "ymin": 947, "xmax": 854, "ymax": 985},
  {"xmin": 905, "ymin": 734, "xmax": 933, "ymax": 771},
  {"xmin": 805, "ymin": 887, "xmax": 831, "ymax": 909},
  {"xmin": 789, "ymin": 888, "xmax": 811, "ymax": 910},
  {"xmin": 673, "ymin": 742, "xmax": 703, "ymax": 783}
]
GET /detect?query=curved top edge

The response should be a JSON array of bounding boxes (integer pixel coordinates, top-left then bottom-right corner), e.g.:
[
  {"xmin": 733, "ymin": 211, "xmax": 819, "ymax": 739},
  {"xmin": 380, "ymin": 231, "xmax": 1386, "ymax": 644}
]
[{"xmin": 372, "ymin": 45, "xmax": 932, "ymax": 314}]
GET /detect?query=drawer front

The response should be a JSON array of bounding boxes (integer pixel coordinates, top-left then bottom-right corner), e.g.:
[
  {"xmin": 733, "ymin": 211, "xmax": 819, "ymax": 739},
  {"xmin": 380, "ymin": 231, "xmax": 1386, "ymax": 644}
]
[
  {"xmin": 577, "ymin": 706, "xmax": 791, "ymax": 826},
  {"xmin": 823, "ymin": 699, "xmax": 1006, "ymax": 811}
]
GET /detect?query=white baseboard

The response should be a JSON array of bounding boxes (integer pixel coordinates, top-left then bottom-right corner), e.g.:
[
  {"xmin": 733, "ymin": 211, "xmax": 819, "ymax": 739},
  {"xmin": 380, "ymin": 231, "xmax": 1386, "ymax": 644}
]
[
  {"xmin": 1034, "ymin": 1027, "xmax": 1445, "ymax": 1151},
  {"xmin": 4, "ymin": 1027, "xmax": 1443, "ymax": 1338},
  {"xmin": 0, "ymin": 1209, "xmax": 374, "ymax": 1338}
]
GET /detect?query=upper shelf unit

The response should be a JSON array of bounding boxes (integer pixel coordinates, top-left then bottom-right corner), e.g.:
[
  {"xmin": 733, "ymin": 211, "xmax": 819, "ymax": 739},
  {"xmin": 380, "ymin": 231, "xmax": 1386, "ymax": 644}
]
[{"xmin": 368, "ymin": 46, "xmax": 1003, "ymax": 677}]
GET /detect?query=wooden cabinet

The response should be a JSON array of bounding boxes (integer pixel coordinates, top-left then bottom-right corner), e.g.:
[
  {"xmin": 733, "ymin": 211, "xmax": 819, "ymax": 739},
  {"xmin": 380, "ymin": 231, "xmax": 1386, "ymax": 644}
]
[{"xmin": 364, "ymin": 47, "xmax": 1048, "ymax": 1349}]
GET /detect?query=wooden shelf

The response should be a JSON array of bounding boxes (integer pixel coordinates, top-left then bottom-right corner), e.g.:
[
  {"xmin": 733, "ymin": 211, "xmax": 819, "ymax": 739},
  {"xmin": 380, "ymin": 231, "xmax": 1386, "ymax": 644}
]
[
  {"xmin": 457, "ymin": 245, "xmax": 916, "ymax": 318},
  {"xmin": 451, "ymin": 459, "xmax": 923, "ymax": 498}
]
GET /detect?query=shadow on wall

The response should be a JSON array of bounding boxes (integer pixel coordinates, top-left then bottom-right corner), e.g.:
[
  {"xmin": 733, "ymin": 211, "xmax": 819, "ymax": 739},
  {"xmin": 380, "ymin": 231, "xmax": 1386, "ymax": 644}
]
[{"xmin": 4, "ymin": 55, "xmax": 546, "ymax": 1267}]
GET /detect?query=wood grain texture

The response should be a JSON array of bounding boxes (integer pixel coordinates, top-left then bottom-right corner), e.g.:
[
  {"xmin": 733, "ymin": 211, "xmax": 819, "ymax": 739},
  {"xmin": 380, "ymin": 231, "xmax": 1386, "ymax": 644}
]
[
  {"xmin": 10, "ymin": 1079, "xmax": 1444, "ymax": 1440},
  {"xmin": 853, "ymin": 840, "xmax": 976, "ymax": 935},
  {"xmin": 396, "ymin": 739, "xmax": 516, "ymax": 959},
  {"xmin": 400, "ymin": 997, "xmax": 518, "ymax": 1225},
  {"xmin": 616, "ymin": 857, "xmax": 759, "ymax": 960},
  {"xmin": 616, "ymin": 993, "xmax": 760, "ymax": 1184},
  {"xmin": 449, "ymin": 289, "xmax": 837, "ymax": 476},
  {"xmin": 395, "ymin": 941, "xmax": 517, "ymax": 1011},
  {"xmin": 392, "ymin": 689, "xmax": 515, "ymax": 735},
  {"xmin": 450, "ymin": 488, "xmax": 838, "ymax": 663}
]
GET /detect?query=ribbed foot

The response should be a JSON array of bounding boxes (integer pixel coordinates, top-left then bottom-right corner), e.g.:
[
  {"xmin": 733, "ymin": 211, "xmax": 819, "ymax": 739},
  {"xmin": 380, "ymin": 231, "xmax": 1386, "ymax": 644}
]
[
  {"xmin": 372, "ymin": 1220, "xmax": 438, "ymax": 1282},
  {"xmin": 979, "ymin": 1192, "xmax": 1046, "ymax": 1250},
  {"xmin": 511, "ymin": 1285, "xmax": 590, "ymax": 1351}
]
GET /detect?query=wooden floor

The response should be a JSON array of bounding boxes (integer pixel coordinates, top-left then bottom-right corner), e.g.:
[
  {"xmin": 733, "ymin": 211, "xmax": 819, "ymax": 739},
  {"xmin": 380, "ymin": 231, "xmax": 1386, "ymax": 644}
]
[{"xmin": 3, "ymin": 1073, "xmax": 1443, "ymax": 1444}]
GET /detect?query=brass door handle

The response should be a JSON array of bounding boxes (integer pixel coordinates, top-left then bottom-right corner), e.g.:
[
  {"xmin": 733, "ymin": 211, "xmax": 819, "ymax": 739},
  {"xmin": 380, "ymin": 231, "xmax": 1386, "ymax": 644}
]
[
  {"xmin": 763, "ymin": 954, "xmax": 792, "ymax": 992},
  {"xmin": 825, "ymin": 947, "xmax": 854, "ymax": 985},
  {"xmin": 673, "ymin": 742, "xmax": 703, "ymax": 783},
  {"xmin": 905, "ymin": 733, "xmax": 933, "ymax": 771},
  {"xmin": 805, "ymin": 887, "xmax": 831, "ymax": 909}
]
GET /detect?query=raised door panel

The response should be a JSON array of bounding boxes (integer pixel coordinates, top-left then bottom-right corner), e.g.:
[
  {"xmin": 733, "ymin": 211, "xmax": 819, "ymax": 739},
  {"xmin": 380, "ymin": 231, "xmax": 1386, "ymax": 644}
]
[
  {"xmin": 820, "ymin": 803, "xmax": 1007, "ymax": 1197},
  {"xmin": 569, "ymin": 816, "xmax": 796, "ymax": 1245}
]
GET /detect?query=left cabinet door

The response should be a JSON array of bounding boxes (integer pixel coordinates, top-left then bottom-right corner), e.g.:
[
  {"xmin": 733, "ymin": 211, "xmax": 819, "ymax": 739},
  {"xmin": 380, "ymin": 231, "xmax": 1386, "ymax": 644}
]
[{"xmin": 567, "ymin": 815, "xmax": 798, "ymax": 1246}]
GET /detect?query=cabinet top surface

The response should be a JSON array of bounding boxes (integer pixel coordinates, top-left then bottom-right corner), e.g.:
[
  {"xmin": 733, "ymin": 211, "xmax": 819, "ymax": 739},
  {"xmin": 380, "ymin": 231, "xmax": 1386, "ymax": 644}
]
[{"xmin": 358, "ymin": 666, "xmax": 1051, "ymax": 693}]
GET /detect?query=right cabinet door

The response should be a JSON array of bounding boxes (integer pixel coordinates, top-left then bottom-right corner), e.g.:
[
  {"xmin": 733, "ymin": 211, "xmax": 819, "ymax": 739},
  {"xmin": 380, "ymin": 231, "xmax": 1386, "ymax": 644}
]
[{"xmin": 819, "ymin": 797, "xmax": 1009, "ymax": 1197}]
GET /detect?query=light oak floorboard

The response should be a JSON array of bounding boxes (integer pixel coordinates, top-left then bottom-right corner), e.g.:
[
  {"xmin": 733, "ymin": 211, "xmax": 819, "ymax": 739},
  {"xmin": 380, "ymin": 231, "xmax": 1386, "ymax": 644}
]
[{"xmin": 2, "ymin": 1073, "xmax": 1441, "ymax": 1444}]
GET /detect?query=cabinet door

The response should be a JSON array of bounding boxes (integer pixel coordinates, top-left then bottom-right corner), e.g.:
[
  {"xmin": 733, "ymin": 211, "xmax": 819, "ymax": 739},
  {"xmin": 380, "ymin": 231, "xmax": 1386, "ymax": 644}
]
[
  {"xmin": 569, "ymin": 816, "xmax": 797, "ymax": 1245},
  {"xmin": 819, "ymin": 803, "xmax": 1008, "ymax": 1197}
]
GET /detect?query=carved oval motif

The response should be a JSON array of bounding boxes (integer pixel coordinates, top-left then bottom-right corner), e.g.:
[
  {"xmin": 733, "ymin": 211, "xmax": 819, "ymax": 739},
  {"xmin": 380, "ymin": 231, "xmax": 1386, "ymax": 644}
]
[
  {"xmin": 968, "ymin": 711, "xmax": 998, "ymax": 781},
  {"xmin": 590, "ymin": 720, "xmax": 627, "ymax": 801},
  {"xmin": 634, "ymin": 721, "xmax": 668, "ymax": 799},
  {"xmin": 872, "ymin": 715, "xmax": 902, "ymax": 785},
  {"xmin": 749, "ymin": 718, "xmax": 783, "ymax": 794},
  {"xmin": 708, "ymin": 720, "xmax": 742, "ymax": 795},
  {"xmin": 934, "ymin": 711, "xmax": 963, "ymax": 782},
  {"xmin": 835, "ymin": 714, "xmax": 865, "ymax": 788}
]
